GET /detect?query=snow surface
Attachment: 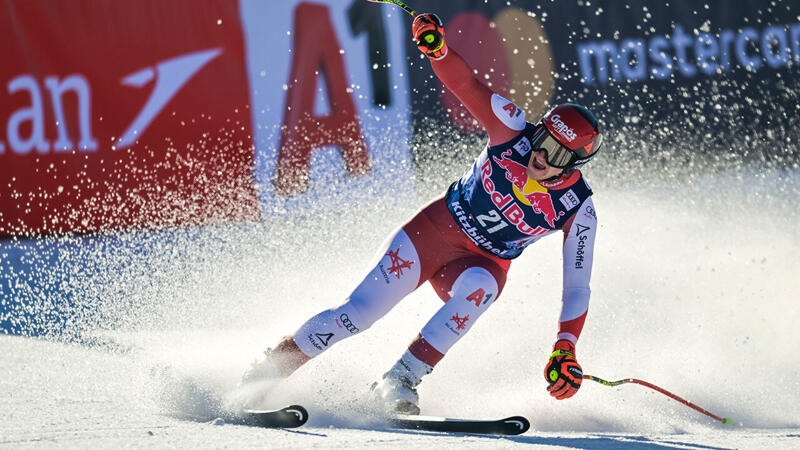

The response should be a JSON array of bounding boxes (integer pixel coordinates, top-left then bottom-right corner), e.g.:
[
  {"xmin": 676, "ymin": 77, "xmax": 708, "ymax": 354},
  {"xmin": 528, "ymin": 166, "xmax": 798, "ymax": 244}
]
[{"xmin": 2, "ymin": 168, "xmax": 800, "ymax": 449}]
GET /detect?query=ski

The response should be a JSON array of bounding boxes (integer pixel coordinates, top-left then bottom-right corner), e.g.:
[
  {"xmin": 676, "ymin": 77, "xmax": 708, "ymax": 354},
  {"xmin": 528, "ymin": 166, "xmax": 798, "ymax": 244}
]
[
  {"xmin": 389, "ymin": 414, "xmax": 530, "ymax": 435},
  {"xmin": 223, "ymin": 405, "xmax": 309, "ymax": 428}
]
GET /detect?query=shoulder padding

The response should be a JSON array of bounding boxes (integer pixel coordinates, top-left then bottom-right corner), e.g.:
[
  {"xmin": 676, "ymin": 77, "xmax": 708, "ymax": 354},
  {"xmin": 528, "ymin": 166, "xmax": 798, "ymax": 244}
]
[{"xmin": 490, "ymin": 94, "xmax": 526, "ymax": 131}]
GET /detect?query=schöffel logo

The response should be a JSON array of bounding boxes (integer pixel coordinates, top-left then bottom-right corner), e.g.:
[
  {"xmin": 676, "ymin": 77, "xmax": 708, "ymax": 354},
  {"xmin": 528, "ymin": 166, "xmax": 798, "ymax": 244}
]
[
  {"xmin": 549, "ymin": 114, "xmax": 577, "ymax": 141},
  {"xmin": 315, "ymin": 332, "xmax": 334, "ymax": 347},
  {"xmin": 575, "ymin": 223, "xmax": 590, "ymax": 269}
]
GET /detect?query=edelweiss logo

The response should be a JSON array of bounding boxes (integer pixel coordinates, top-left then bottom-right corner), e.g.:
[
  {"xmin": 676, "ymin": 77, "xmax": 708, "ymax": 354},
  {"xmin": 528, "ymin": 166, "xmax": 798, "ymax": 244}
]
[
  {"xmin": 115, "ymin": 48, "xmax": 222, "ymax": 149},
  {"xmin": 385, "ymin": 248, "xmax": 414, "ymax": 279},
  {"xmin": 449, "ymin": 313, "xmax": 469, "ymax": 331},
  {"xmin": 549, "ymin": 114, "xmax": 577, "ymax": 142}
]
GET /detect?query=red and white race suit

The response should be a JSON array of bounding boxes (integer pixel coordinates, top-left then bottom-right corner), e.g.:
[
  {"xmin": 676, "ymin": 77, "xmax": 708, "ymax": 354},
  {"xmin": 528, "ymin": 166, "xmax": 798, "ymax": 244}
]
[{"xmin": 290, "ymin": 48, "xmax": 596, "ymax": 369}]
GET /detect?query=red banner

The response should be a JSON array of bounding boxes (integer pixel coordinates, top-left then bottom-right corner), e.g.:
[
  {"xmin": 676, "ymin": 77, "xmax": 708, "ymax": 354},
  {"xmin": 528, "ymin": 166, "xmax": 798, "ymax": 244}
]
[{"xmin": 0, "ymin": 0, "xmax": 259, "ymax": 236}]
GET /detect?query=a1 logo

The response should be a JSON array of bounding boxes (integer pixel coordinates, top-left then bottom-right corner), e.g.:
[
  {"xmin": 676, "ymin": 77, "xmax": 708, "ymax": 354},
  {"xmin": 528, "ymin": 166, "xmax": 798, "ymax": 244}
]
[{"xmin": 466, "ymin": 288, "xmax": 493, "ymax": 307}]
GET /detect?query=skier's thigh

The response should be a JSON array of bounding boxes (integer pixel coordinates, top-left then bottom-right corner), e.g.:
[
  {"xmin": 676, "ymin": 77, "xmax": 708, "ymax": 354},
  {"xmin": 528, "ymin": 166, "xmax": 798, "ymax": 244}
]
[
  {"xmin": 293, "ymin": 228, "xmax": 423, "ymax": 356},
  {"xmin": 346, "ymin": 227, "xmax": 423, "ymax": 326}
]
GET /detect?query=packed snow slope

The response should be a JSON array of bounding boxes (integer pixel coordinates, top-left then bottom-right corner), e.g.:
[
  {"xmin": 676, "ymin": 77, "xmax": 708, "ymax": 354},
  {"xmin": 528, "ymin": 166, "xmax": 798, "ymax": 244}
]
[{"xmin": 1, "ymin": 167, "xmax": 799, "ymax": 449}]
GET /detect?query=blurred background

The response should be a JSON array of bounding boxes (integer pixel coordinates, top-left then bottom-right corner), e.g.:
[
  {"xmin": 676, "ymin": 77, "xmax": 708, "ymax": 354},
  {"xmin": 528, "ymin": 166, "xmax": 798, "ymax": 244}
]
[{"xmin": 1, "ymin": 0, "xmax": 798, "ymax": 435}]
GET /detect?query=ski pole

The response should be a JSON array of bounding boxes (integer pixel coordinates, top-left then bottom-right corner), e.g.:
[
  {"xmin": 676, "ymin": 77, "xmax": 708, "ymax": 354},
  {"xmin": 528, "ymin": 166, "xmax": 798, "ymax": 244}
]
[
  {"xmin": 583, "ymin": 374, "xmax": 732, "ymax": 425},
  {"xmin": 365, "ymin": 0, "xmax": 417, "ymax": 17}
]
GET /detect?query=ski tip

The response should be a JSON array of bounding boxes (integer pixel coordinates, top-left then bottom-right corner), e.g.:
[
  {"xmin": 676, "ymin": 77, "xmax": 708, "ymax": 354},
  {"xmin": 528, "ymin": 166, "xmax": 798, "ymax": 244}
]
[
  {"xmin": 238, "ymin": 404, "xmax": 309, "ymax": 428},
  {"xmin": 389, "ymin": 414, "xmax": 531, "ymax": 435},
  {"xmin": 283, "ymin": 404, "xmax": 309, "ymax": 424},
  {"xmin": 502, "ymin": 416, "xmax": 530, "ymax": 435},
  {"xmin": 722, "ymin": 417, "xmax": 733, "ymax": 425},
  {"xmin": 283, "ymin": 405, "xmax": 308, "ymax": 423}
]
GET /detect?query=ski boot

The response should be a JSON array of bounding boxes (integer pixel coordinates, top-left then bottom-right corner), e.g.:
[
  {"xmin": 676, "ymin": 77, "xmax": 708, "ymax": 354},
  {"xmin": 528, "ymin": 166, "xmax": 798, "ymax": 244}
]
[
  {"xmin": 371, "ymin": 373, "xmax": 421, "ymax": 415},
  {"xmin": 241, "ymin": 336, "xmax": 311, "ymax": 386},
  {"xmin": 371, "ymin": 350, "xmax": 433, "ymax": 415},
  {"xmin": 241, "ymin": 348, "xmax": 282, "ymax": 386}
]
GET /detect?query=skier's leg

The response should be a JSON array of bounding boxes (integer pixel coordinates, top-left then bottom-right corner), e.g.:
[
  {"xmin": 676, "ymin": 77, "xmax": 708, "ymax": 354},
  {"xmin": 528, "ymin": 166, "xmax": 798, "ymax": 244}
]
[
  {"xmin": 374, "ymin": 255, "xmax": 509, "ymax": 413},
  {"xmin": 415, "ymin": 256, "xmax": 509, "ymax": 363},
  {"xmin": 244, "ymin": 221, "xmax": 436, "ymax": 382},
  {"xmin": 290, "ymin": 226, "xmax": 423, "ymax": 359}
]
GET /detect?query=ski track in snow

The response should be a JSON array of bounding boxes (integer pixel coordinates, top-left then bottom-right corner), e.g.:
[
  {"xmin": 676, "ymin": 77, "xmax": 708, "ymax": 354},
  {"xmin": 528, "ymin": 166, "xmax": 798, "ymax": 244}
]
[{"xmin": 2, "ymin": 169, "xmax": 800, "ymax": 448}]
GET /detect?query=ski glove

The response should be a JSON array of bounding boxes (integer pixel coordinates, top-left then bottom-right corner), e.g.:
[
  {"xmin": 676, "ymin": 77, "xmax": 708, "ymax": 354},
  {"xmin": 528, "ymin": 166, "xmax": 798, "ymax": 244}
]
[
  {"xmin": 544, "ymin": 340, "xmax": 583, "ymax": 399},
  {"xmin": 412, "ymin": 13, "xmax": 447, "ymax": 59}
]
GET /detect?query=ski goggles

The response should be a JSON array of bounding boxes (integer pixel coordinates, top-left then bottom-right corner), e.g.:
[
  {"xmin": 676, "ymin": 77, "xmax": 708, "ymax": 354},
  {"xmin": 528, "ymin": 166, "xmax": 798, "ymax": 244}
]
[{"xmin": 531, "ymin": 127, "xmax": 576, "ymax": 169}]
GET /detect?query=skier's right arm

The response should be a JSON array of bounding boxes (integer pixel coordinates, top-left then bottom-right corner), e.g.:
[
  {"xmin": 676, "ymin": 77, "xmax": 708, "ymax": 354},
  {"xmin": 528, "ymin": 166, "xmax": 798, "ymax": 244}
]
[{"xmin": 412, "ymin": 13, "xmax": 522, "ymax": 145}]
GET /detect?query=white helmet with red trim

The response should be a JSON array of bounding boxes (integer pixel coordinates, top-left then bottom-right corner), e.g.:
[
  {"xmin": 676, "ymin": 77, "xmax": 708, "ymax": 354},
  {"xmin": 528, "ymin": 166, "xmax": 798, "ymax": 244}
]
[{"xmin": 534, "ymin": 103, "xmax": 603, "ymax": 172}]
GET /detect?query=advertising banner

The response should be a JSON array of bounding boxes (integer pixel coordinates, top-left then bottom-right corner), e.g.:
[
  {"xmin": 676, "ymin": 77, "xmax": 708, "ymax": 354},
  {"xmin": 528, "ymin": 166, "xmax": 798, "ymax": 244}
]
[
  {"xmin": 0, "ymin": 0, "xmax": 259, "ymax": 236},
  {"xmin": 240, "ymin": 0, "xmax": 415, "ymax": 214},
  {"xmin": 406, "ymin": 0, "xmax": 800, "ymax": 168},
  {"xmin": 2, "ymin": 0, "xmax": 797, "ymax": 238}
]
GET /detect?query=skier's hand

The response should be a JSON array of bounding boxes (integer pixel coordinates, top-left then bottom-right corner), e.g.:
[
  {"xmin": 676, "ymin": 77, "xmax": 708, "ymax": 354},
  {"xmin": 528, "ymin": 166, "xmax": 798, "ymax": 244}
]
[
  {"xmin": 544, "ymin": 340, "xmax": 583, "ymax": 399},
  {"xmin": 412, "ymin": 13, "xmax": 447, "ymax": 59}
]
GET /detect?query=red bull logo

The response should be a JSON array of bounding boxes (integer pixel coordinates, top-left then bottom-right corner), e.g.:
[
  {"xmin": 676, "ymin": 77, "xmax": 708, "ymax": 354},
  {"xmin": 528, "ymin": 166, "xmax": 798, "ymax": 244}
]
[
  {"xmin": 523, "ymin": 191, "xmax": 564, "ymax": 227},
  {"xmin": 492, "ymin": 150, "xmax": 528, "ymax": 191},
  {"xmin": 480, "ymin": 155, "xmax": 551, "ymax": 237},
  {"xmin": 489, "ymin": 150, "xmax": 564, "ymax": 228}
]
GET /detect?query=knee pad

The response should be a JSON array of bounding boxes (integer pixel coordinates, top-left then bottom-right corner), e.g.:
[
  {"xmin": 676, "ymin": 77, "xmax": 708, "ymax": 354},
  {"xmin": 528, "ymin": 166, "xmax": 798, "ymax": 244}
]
[{"xmin": 420, "ymin": 267, "xmax": 500, "ymax": 356}]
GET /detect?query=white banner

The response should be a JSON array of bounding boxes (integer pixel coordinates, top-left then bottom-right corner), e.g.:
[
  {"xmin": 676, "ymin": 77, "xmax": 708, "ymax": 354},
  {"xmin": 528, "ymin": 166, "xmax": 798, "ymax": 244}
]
[{"xmin": 241, "ymin": 0, "xmax": 415, "ymax": 213}]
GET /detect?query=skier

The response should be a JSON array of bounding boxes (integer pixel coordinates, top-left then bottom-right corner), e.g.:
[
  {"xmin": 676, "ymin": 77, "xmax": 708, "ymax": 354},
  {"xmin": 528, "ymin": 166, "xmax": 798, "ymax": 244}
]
[{"xmin": 243, "ymin": 13, "xmax": 602, "ymax": 415}]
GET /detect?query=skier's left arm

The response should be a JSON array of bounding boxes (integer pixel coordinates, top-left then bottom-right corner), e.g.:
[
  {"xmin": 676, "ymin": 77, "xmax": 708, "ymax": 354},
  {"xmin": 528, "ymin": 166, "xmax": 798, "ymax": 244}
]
[
  {"xmin": 544, "ymin": 197, "xmax": 597, "ymax": 399},
  {"xmin": 558, "ymin": 197, "xmax": 597, "ymax": 344}
]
